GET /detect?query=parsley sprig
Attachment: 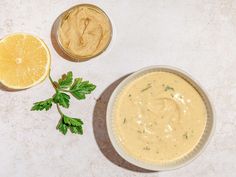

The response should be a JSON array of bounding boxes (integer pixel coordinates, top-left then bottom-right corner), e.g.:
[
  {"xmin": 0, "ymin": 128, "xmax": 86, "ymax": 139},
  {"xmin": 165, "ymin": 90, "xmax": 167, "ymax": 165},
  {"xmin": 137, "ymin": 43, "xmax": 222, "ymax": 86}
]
[{"xmin": 31, "ymin": 71, "xmax": 96, "ymax": 135}]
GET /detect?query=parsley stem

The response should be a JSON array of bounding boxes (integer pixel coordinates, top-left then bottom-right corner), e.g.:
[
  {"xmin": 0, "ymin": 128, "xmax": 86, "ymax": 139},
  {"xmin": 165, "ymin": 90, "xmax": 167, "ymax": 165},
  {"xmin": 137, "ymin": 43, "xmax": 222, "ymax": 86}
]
[
  {"xmin": 58, "ymin": 88, "xmax": 71, "ymax": 93},
  {"xmin": 49, "ymin": 74, "xmax": 71, "ymax": 93},
  {"xmin": 49, "ymin": 74, "xmax": 57, "ymax": 90},
  {"xmin": 56, "ymin": 104, "xmax": 64, "ymax": 116}
]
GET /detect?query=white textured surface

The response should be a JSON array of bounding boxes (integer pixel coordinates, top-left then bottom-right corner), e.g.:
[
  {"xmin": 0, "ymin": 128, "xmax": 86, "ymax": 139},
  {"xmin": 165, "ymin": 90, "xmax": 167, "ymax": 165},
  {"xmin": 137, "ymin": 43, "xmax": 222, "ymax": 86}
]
[{"xmin": 0, "ymin": 0, "xmax": 235, "ymax": 177}]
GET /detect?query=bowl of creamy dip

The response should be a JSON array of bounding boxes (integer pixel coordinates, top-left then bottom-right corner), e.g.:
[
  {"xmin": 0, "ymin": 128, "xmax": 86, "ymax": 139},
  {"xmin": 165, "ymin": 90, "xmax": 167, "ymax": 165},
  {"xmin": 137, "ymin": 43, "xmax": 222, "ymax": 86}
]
[
  {"xmin": 55, "ymin": 4, "xmax": 112, "ymax": 61},
  {"xmin": 106, "ymin": 66, "xmax": 215, "ymax": 171}
]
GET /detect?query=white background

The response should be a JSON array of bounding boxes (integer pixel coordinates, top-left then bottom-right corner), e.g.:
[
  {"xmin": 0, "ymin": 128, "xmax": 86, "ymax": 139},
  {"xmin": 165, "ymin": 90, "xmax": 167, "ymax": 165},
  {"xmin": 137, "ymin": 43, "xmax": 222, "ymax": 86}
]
[{"xmin": 0, "ymin": 0, "xmax": 235, "ymax": 177}]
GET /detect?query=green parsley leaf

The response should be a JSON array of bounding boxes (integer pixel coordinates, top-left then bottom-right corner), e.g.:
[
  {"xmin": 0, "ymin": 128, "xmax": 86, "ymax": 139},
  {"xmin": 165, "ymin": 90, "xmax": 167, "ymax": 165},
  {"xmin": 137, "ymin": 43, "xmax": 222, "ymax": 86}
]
[
  {"xmin": 32, "ymin": 71, "xmax": 96, "ymax": 136},
  {"xmin": 58, "ymin": 71, "xmax": 73, "ymax": 89},
  {"xmin": 70, "ymin": 78, "xmax": 96, "ymax": 100},
  {"xmin": 56, "ymin": 118, "xmax": 68, "ymax": 135},
  {"xmin": 31, "ymin": 98, "xmax": 53, "ymax": 111},
  {"xmin": 63, "ymin": 114, "xmax": 83, "ymax": 126},
  {"xmin": 53, "ymin": 91, "xmax": 70, "ymax": 108},
  {"xmin": 56, "ymin": 114, "xmax": 83, "ymax": 135}
]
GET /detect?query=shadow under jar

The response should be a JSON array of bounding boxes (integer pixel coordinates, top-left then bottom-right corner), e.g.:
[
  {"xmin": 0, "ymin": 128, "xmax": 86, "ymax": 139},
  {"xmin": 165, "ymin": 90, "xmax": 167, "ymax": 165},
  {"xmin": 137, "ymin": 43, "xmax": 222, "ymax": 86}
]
[{"xmin": 55, "ymin": 4, "xmax": 112, "ymax": 61}]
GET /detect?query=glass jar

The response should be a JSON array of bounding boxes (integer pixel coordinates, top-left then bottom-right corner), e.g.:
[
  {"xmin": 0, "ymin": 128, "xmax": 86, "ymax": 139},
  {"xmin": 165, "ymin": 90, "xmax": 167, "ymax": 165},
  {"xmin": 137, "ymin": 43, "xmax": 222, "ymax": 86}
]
[{"xmin": 55, "ymin": 4, "xmax": 113, "ymax": 61}]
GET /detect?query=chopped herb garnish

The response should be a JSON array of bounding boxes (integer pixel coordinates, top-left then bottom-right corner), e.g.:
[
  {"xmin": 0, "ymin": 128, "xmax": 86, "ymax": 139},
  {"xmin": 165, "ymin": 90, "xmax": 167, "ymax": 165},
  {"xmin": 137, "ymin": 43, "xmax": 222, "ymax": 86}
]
[
  {"xmin": 137, "ymin": 130, "xmax": 142, "ymax": 134},
  {"xmin": 123, "ymin": 118, "xmax": 126, "ymax": 124},
  {"xmin": 164, "ymin": 85, "xmax": 174, "ymax": 92},
  {"xmin": 143, "ymin": 146, "xmax": 151, "ymax": 151},
  {"xmin": 183, "ymin": 132, "xmax": 188, "ymax": 139},
  {"xmin": 128, "ymin": 94, "xmax": 132, "ymax": 97},
  {"xmin": 170, "ymin": 93, "xmax": 174, "ymax": 98},
  {"xmin": 141, "ymin": 83, "xmax": 152, "ymax": 92}
]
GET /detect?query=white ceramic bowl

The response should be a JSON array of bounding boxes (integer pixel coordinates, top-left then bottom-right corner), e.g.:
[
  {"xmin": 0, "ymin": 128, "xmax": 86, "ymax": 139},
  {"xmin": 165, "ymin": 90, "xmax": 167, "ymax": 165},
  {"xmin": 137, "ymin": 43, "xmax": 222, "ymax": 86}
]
[{"xmin": 106, "ymin": 65, "xmax": 215, "ymax": 171}]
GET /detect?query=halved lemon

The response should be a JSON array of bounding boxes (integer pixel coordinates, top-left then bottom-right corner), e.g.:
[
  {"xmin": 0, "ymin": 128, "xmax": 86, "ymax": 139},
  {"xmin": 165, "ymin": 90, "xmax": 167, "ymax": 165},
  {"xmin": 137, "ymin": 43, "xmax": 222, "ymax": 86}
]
[{"xmin": 0, "ymin": 33, "xmax": 51, "ymax": 89}]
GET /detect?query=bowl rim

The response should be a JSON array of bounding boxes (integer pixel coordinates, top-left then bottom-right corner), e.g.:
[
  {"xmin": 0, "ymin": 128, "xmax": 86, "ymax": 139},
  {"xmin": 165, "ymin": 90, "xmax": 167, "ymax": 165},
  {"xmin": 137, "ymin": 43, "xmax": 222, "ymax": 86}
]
[{"xmin": 106, "ymin": 65, "xmax": 215, "ymax": 171}]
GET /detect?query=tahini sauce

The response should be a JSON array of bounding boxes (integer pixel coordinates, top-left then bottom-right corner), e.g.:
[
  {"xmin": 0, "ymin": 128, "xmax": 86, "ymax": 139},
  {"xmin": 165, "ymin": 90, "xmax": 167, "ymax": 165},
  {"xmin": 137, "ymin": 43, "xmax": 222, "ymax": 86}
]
[{"xmin": 114, "ymin": 71, "xmax": 207, "ymax": 163}]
